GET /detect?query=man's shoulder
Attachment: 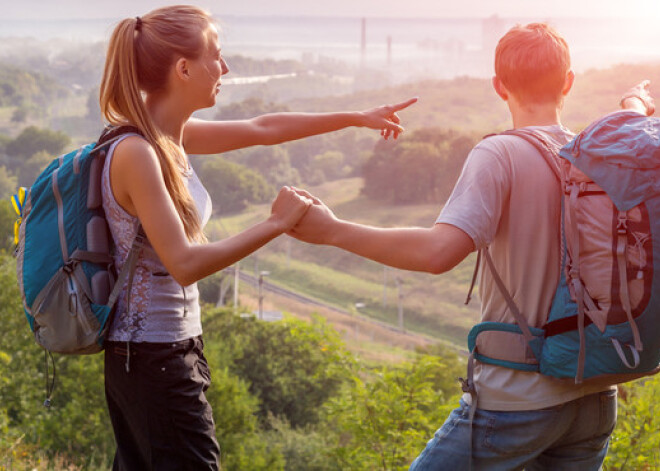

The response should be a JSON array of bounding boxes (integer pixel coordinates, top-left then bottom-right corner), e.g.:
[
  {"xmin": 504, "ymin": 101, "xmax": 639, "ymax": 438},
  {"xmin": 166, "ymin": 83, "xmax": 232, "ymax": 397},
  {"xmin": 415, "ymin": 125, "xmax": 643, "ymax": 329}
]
[{"xmin": 470, "ymin": 126, "xmax": 573, "ymax": 164}]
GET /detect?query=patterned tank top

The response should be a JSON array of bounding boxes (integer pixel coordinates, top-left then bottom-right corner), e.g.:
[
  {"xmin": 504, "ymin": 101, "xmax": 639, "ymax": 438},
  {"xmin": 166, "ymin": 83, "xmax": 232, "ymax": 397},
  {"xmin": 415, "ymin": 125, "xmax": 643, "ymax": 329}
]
[{"xmin": 101, "ymin": 134, "xmax": 212, "ymax": 343}]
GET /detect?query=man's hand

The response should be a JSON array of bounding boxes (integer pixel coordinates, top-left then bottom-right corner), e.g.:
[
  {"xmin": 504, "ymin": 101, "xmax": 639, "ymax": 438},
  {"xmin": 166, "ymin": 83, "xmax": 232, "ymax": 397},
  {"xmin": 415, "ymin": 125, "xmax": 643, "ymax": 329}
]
[
  {"xmin": 287, "ymin": 188, "xmax": 338, "ymax": 245},
  {"xmin": 359, "ymin": 97, "xmax": 418, "ymax": 140},
  {"xmin": 620, "ymin": 80, "xmax": 655, "ymax": 116},
  {"xmin": 269, "ymin": 186, "xmax": 313, "ymax": 233}
]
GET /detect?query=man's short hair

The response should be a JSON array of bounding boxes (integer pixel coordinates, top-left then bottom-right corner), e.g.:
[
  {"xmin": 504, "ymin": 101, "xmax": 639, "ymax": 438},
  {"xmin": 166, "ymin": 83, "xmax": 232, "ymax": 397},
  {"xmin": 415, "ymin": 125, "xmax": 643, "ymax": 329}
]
[{"xmin": 495, "ymin": 23, "xmax": 571, "ymax": 104}]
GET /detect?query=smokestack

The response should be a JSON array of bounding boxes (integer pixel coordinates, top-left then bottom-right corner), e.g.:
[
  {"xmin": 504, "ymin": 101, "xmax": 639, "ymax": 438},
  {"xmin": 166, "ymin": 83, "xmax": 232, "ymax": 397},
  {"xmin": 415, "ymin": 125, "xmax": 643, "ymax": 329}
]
[
  {"xmin": 361, "ymin": 17, "xmax": 366, "ymax": 68},
  {"xmin": 387, "ymin": 35, "xmax": 392, "ymax": 67}
]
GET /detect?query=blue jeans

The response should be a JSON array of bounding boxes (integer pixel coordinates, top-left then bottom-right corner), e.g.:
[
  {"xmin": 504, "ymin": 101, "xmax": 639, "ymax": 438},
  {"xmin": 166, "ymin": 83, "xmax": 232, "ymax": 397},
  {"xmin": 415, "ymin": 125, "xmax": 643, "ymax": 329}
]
[{"xmin": 409, "ymin": 389, "xmax": 617, "ymax": 471}]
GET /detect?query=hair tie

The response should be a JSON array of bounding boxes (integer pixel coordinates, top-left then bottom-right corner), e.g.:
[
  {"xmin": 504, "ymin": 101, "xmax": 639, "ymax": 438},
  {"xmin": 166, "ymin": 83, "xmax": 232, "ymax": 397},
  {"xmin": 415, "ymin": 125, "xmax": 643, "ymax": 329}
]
[{"xmin": 135, "ymin": 16, "xmax": 143, "ymax": 31}]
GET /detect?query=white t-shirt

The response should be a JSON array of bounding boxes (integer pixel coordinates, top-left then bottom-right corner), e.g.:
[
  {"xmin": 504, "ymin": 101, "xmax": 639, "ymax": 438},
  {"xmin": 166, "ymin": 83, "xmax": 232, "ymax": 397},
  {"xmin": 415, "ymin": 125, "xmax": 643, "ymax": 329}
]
[{"xmin": 437, "ymin": 125, "xmax": 612, "ymax": 411}]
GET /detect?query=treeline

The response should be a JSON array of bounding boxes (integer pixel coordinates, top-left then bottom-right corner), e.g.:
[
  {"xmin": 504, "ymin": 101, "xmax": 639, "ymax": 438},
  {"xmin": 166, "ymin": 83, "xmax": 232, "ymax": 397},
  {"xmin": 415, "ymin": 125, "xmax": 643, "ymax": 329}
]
[
  {"xmin": 0, "ymin": 126, "xmax": 70, "ymax": 196},
  {"xmin": 362, "ymin": 128, "xmax": 477, "ymax": 204},
  {"xmin": 0, "ymin": 254, "xmax": 464, "ymax": 470},
  {"xmin": 1, "ymin": 250, "xmax": 660, "ymax": 469},
  {"xmin": 0, "ymin": 118, "xmax": 478, "ymax": 217},
  {"xmin": 0, "ymin": 64, "xmax": 69, "ymax": 123}
]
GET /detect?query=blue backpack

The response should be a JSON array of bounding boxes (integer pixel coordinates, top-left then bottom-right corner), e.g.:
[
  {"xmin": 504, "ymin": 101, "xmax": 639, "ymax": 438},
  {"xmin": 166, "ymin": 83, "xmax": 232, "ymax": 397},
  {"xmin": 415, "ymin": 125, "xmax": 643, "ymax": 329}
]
[
  {"xmin": 13, "ymin": 126, "xmax": 144, "ymax": 358},
  {"xmin": 465, "ymin": 111, "xmax": 660, "ymax": 390}
]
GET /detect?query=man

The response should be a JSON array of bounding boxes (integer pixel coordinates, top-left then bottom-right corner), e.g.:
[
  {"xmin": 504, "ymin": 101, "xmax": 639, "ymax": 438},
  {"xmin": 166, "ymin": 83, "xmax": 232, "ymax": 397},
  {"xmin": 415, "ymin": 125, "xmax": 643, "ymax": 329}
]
[{"xmin": 289, "ymin": 23, "xmax": 652, "ymax": 470}]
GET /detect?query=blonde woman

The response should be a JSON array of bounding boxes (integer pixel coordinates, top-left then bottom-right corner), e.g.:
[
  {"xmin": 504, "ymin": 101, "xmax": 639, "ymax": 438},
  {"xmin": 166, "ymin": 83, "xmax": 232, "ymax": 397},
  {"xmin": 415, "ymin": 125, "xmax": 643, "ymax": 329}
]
[{"xmin": 99, "ymin": 5, "xmax": 415, "ymax": 470}]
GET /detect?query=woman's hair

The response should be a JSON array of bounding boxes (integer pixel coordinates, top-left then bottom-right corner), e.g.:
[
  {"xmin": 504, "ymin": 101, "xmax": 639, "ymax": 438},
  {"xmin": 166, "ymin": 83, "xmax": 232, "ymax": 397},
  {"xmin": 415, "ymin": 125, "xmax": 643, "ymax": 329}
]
[{"xmin": 100, "ymin": 5, "xmax": 214, "ymax": 242}]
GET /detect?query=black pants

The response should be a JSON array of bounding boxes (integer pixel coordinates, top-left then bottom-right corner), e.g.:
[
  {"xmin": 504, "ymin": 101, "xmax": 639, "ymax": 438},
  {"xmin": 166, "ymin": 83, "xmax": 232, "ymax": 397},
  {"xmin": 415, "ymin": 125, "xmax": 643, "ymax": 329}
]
[{"xmin": 105, "ymin": 336, "xmax": 221, "ymax": 470}]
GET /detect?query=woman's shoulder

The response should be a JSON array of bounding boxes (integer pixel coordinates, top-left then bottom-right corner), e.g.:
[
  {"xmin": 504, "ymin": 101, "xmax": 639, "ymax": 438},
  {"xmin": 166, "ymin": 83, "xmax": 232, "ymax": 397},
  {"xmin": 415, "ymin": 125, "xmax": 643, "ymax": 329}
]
[{"xmin": 112, "ymin": 135, "xmax": 161, "ymax": 174}]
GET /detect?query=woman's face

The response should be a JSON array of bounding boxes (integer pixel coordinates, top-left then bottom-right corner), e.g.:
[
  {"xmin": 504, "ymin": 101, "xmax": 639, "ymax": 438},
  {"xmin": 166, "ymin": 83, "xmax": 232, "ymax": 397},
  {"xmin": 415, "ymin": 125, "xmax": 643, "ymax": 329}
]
[{"xmin": 187, "ymin": 24, "xmax": 229, "ymax": 109}]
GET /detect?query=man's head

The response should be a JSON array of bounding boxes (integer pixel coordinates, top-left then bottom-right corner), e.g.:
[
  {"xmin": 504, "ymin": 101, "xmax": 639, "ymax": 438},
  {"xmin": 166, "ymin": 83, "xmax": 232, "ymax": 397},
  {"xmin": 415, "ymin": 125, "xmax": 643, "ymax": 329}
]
[{"xmin": 493, "ymin": 23, "xmax": 572, "ymax": 106}]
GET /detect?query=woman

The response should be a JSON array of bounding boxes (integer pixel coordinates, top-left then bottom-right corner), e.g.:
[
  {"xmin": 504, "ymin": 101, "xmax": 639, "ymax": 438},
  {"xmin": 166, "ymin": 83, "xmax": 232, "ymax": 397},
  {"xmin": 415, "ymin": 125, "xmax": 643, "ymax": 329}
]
[{"xmin": 99, "ymin": 4, "xmax": 415, "ymax": 470}]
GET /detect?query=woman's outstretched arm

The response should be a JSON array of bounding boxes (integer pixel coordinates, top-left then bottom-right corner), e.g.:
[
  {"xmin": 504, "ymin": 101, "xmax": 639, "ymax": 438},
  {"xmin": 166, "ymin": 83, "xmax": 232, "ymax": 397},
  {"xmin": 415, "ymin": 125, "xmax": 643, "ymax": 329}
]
[{"xmin": 182, "ymin": 98, "xmax": 417, "ymax": 154}]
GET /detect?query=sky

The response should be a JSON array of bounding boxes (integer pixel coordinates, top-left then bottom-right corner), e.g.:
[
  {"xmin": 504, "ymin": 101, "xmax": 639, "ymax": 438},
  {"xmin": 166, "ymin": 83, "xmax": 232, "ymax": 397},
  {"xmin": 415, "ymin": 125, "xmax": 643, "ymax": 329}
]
[{"xmin": 3, "ymin": 0, "xmax": 660, "ymax": 20}]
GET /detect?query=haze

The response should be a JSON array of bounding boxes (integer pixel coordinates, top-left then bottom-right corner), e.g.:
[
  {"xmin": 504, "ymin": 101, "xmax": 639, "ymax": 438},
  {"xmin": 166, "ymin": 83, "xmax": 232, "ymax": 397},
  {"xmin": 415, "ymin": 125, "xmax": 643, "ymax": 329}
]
[
  {"xmin": 2, "ymin": 0, "xmax": 660, "ymax": 82},
  {"xmin": 3, "ymin": 0, "xmax": 660, "ymax": 20}
]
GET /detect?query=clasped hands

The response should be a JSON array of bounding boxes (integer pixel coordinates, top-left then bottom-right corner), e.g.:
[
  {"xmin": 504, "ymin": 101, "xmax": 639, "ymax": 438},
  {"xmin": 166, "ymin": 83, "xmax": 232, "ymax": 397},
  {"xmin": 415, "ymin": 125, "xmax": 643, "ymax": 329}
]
[{"xmin": 269, "ymin": 185, "xmax": 336, "ymax": 244}]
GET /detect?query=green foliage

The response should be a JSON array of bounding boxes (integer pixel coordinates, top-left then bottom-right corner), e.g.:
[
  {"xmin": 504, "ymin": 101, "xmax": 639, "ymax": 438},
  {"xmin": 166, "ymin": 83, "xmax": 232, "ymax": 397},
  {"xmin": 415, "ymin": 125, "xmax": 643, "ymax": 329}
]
[
  {"xmin": 204, "ymin": 309, "xmax": 354, "ymax": 428},
  {"xmin": 264, "ymin": 416, "xmax": 343, "ymax": 471},
  {"xmin": 5, "ymin": 127, "xmax": 69, "ymax": 174},
  {"xmin": 0, "ymin": 63, "xmax": 68, "ymax": 109},
  {"xmin": 311, "ymin": 150, "xmax": 347, "ymax": 183},
  {"xmin": 285, "ymin": 128, "xmax": 376, "ymax": 182},
  {"xmin": 215, "ymin": 96, "xmax": 290, "ymax": 120},
  {"xmin": 202, "ymin": 363, "xmax": 285, "ymax": 471},
  {"xmin": 243, "ymin": 146, "xmax": 301, "ymax": 189},
  {"xmin": 196, "ymin": 156, "xmax": 274, "ymax": 215},
  {"xmin": 18, "ymin": 150, "xmax": 51, "ymax": 187},
  {"xmin": 605, "ymin": 378, "xmax": 660, "ymax": 469},
  {"xmin": 0, "ymin": 169, "xmax": 18, "ymax": 202},
  {"xmin": 10, "ymin": 107, "xmax": 28, "ymax": 124},
  {"xmin": 0, "ymin": 200, "xmax": 16, "ymax": 253},
  {"xmin": 362, "ymin": 128, "xmax": 477, "ymax": 204},
  {"xmin": 324, "ymin": 355, "xmax": 462, "ymax": 470}
]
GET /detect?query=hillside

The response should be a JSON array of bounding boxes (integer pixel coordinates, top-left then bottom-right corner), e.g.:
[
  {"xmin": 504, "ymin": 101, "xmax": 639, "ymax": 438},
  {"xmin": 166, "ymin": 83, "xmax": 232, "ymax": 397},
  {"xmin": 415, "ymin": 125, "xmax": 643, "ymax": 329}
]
[
  {"xmin": 209, "ymin": 177, "xmax": 480, "ymax": 349},
  {"xmin": 289, "ymin": 61, "xmax": 660, "ymax": 133}
]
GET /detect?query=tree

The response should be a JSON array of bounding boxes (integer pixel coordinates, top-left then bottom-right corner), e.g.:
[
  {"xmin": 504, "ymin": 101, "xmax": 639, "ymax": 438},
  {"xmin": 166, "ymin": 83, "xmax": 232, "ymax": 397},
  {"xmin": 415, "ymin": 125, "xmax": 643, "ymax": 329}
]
[
  {"xmin": 204, "ymin": 310, "xmax": 354, "ymax": 428},
  {"xmin": 5, "ymin": 127, "xmax": 70, "ymax": 174},
  {"xmin": 86, "ymin": 86, "xmax": 101, "ymax": 120},
  {"xmin": 243, "ymin": 146, "xmax": 301, "ymax": 189},
  {"xmin": 215, "ymin": 96, "xmax": 290, "ymax": 120},
  {"xmin": 0, "ymin": 168, "xmax": 18, "ymax": 201},
  {"xmin": 324, "ymin": 355, "xmax": 462, "ymax": 471},
  {"xmin": 312, "ymin": 150, "xmax": 346, "ymax": 182},
  {"xmin": 361, "ymin": 128, "xmax": 476, "ymax": 205},
  {"xmin": 19, "ymin": 150, "xmax": 51, "ymax": 187},
  {"xmin": 0, "ymin": 185, "xmax": 18, "ymax": 254},
  {"xmin": 605, "ymin": 377, "xmax": 660, "ymax": 469},
  {"xmin": 196, "ymin": 157, "xmax": 274, "ymax": 215},
  {"xmin": 10, "ymin": 107, "xmax": 28, "ymax": 124}
]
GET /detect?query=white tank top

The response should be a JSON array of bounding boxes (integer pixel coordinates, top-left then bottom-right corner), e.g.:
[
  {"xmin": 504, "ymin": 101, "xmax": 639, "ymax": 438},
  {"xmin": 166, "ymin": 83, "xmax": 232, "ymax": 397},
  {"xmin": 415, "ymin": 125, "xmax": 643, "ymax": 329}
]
[{"xmin": 101, "ymin": 134, "xmax": 212, "ymax": 343}]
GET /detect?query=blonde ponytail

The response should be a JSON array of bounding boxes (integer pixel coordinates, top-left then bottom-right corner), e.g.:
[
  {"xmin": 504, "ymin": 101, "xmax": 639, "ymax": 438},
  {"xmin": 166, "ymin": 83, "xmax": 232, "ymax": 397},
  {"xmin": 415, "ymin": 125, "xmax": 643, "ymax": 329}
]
[{"xmin": 100, "ymin": 6, "xmax": 212, "ymax": 243}]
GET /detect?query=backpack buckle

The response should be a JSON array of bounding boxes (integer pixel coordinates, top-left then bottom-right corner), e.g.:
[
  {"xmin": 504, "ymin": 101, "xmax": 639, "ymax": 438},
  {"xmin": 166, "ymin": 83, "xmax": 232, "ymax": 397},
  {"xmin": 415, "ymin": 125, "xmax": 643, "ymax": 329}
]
[
  {"xmin": 458, "ymin": 376, "xmax": 475, "ymax": 394},
  {"xmin": 63, "ymin": 260, "xmax": 75, "ymax": 274},
  {"xmin": 617, "ymin": 213, "xmax": 628, "ymax": 235}
]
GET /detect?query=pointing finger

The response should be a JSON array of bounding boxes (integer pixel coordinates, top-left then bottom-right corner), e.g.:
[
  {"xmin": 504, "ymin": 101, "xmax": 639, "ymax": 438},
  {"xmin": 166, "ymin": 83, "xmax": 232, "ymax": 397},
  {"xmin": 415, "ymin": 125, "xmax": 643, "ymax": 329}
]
[{"xmin": 390, "ymin": 97, "xmax": 418, "ymax": 112}]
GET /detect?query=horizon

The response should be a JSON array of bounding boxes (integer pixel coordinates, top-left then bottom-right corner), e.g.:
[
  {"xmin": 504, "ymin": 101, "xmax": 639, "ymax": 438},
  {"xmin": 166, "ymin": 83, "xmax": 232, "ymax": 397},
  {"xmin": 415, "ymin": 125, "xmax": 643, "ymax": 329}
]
[{"xmin": 4, "ymin": 0, "xmax": 660, "ymax": 20}]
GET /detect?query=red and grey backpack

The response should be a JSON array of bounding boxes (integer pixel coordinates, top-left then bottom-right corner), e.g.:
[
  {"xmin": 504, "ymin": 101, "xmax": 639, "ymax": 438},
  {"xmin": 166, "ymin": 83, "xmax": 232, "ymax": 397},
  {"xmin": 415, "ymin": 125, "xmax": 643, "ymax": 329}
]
[{"xmin": 465, "ymin": 111, "xmax": 660, "ymax": 391}]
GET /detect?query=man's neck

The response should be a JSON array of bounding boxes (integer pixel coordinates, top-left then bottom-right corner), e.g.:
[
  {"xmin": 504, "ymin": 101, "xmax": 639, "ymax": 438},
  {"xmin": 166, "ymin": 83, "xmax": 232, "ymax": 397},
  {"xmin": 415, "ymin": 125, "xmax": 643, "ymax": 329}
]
[{"xmin": 509, "ymin": 101, "xmax": 563, "ymax": 129}]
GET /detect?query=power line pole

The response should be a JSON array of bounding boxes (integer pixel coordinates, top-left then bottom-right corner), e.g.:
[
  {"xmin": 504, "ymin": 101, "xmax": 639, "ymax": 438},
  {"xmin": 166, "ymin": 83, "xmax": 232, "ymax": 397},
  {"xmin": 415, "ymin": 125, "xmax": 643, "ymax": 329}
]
[
  {"xmin": 395, "ymin": 275, "xmax": 404, "ymax": 332},
  {"xmin": 233, "ymin": 263, "xmax": 239, "ymax": 308},
  {"xmin": 258, "ymin": 271, "xmax": 270, "ymax": 320}
]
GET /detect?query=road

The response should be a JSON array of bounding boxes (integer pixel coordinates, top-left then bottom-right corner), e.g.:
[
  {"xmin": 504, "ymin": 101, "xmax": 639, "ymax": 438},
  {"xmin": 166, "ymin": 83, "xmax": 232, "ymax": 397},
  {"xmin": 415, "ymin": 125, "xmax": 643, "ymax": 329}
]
[{"xmin": 223, "ymin": 266, "xmax": 448, "ymax": 348}]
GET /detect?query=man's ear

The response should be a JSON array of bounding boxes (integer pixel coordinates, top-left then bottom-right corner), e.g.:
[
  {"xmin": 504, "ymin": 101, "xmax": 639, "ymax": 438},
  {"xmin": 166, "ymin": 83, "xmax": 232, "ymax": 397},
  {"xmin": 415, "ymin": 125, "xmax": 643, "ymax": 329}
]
[
  {"xmin": 562, "ymin": 70, "xmax": 575, "ymax": 96},
  {"xmin": 492, "ymin": 76, "xmax": 508, "ymax": 101},
  {"xmin": 174, "ymin": 57, "xmax": 190, "ymax": 81}
]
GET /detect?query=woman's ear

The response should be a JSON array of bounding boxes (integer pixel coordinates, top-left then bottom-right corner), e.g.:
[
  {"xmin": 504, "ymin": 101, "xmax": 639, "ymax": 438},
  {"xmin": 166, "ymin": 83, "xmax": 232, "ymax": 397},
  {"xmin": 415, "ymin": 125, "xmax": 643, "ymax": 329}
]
[
  {"xmin": 174, "ymin": 57, "xmax": 191, "ymax": 81},
  {"xmin": 492, "ymin": 76, "xmax": 508, "ymax": 101}
]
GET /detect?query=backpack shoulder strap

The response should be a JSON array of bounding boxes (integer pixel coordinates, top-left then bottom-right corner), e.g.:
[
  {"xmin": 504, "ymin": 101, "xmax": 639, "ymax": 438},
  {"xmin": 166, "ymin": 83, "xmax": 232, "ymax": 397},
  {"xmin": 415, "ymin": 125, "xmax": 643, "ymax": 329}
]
[
  {"xmin": 497, "ymin": 128, "xmax": 562, "ymax": 182},
  {"xmin": 92, "ymin": 125, "xmax": 143, "ymax": 154},
  {"xmin": 465, "ymin": 129, "xmax": 564, "ymax": 357}
]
